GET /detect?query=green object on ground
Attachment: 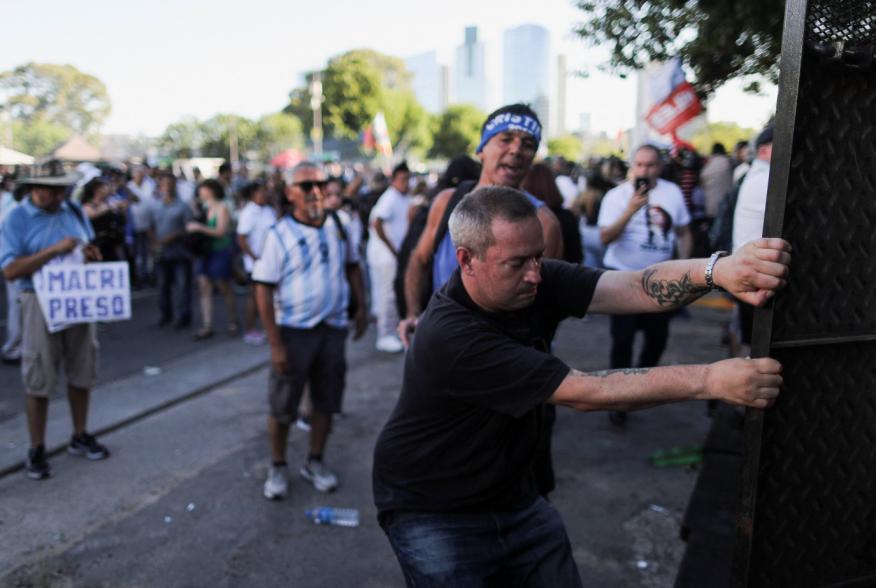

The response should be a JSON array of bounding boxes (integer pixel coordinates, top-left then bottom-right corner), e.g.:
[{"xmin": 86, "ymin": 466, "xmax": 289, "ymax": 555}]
[{"xmin": 649, "ymin": 445, "xmax": 704, "ymax": 468}]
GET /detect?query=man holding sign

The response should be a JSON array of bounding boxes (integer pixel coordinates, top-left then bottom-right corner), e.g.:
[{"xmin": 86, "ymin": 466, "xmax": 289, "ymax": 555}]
[{"xmin": 0, "ymin": 172, "xmax": 110, "ymax": 480}]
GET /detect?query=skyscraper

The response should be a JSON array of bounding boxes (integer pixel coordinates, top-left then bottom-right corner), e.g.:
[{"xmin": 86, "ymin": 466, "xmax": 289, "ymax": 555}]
[
  {"xmin": 503, "ymin": 24, "xmax": 551, "ymax": 134},
  {"xmin": 556, "ymin": 54, "xmax": 568, "ymax": 135},
  {"xmin": 454, "ymin": 26, "xmax": 488, "ymax": 111},
  {"xmin": 406, "ymin": 51, "xmax": 446, "ymax": 114}
]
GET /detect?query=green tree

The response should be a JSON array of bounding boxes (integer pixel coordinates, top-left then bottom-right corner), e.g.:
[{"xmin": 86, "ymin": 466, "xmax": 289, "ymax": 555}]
[
  {"xmin": 689, "ymin": 121, "xmax": 756, "ymax": 154},
  {"xmin": 581, "ymin": 135, "xmax": 623, "ymax": 159},
  {"xmin": 255, "ymin": 112, "xmax": 305, "ymax": 158},
  {"xmin": 158, "ymin": 116, "xmax": 204, "ymax": 159},
  {"xmin": 351, "ymin": 49, "xmax": 412, "ymax": 91},
  {"xmin": 548, "ymin": 134, "xmax": 584, "ymax": 161},
  {"xmin": 322, "ymin": 52, "xmax": 384, "ymax": 139},
  {"xmin": 288, "ymin": 49, "xmax": 419, "ymax": 143},
  {"xmin": 9, "ymin": 119, "xmax": 70, "ymax": 157},
  {"xmin": 0, "ymin": 62, "xmax": 111, "ymax": 139},
  {"xmin": 429, "ymin": 104, "xmax": 485, "ymax": 159},
  {"xmin": 198, "ymin": 114, "xmax": 257, "ymax": 158},
  {"xmin": 283, "ymin": 84, "xmax": 315, "ymax": 133},
  {"xmin": 574, "ymin": 1, "xmax": 783, "ymax": 95},
  {"xmin": 382, "ymin": 90, "xmax": 432, "ymax": 157}
]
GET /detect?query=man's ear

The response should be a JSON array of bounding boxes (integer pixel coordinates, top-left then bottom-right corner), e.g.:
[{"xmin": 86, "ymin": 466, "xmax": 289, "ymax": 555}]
[{"xmin": 456, "ymin": 247, "xmax": 475, "ymax": 275}]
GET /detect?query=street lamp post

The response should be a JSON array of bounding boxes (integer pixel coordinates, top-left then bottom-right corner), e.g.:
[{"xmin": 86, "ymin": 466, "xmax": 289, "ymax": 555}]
[{"xmin": 309, "ymin": 72, "xmax": 324, "ymax": 157}]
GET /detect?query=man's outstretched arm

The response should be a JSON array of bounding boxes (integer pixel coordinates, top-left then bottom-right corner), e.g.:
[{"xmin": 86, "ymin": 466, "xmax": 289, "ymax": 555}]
[
  {"xmin": 588, "ymin": 238, "xmax": 791, "ymax": 315},
  {"xmin": 550, "ymin": 357, "xmax": 783, "ymax": 412}
]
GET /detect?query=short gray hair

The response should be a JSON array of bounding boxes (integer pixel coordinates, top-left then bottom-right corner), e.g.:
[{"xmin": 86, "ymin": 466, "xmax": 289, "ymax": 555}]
[
  {"xmin": 284, "ymin": 160, "xmax": 323, "ymax": 184},
  {"xmin": 448, "ymin": 186, "xmax": 538, "ymax": 258}
]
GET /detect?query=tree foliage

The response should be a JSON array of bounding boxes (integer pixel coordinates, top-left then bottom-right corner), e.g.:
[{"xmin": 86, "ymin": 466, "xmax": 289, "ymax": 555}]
[
  {"xmin": 255, "ymin": 112, "xmax": 304, "ymax": 157},
  {"xmin": 157, "ymin": 117, "xmax": 203, "ymax": 159},
  {"xmin": 383, "ymin": 89, "xmax": 432, "ymax": 157},
  {"xmin": 574, "ymin": 1, "xmax": 784, "ymax": 95},
  {"xmin": 548, "ymin": 134, "xmax": 584, "ymax": 161},
  {"xmin": 158, "ymin": 112, "xmax": 304, "ymax": 160},
  {"xmin": 322, "ymin": 52, "xmax": 384, "ymax": 139},
  {"xmin": 0, "ymin": 63, "xmax": 111, "ymax": 138},
  {"xmin": 429, "ymin": 104, "xmax": 485, "ymax": 159},
  {"xmin": 287, "ymin": 49, "xmax": 419, "ymax": 145},
  {"xmin": 283, "ymin": 84, "xmax": 314, "ymax": 132},
  {"xmin": 9, "ymin": 119, "xmax": 70, "ymax": 157},
  {"xmin": 689, "ymin": 121, "xmax": 756, "ymax": 154}
]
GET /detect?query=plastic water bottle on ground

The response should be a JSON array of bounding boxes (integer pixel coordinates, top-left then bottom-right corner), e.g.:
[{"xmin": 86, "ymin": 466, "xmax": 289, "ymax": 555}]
[{"xmin": 305, "ymin": 507, "xmax": 360, "ymax": 527}]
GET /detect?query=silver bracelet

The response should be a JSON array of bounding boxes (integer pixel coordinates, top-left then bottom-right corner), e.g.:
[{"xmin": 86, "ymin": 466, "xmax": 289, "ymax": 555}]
[{"xmin": 705, "ymin": 251, "xmax": 729, "ymax": 290}]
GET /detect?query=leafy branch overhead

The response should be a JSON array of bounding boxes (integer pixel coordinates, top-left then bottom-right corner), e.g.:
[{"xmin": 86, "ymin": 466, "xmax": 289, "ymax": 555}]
[{"xmin": 574, "ymin": 1, "xmax": 784, "ymax": 95}]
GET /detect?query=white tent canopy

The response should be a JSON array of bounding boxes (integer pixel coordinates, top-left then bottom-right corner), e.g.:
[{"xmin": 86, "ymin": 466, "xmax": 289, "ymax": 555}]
[{"xmin": 0, "ymin": 146, "xmax": 35, "ymax": 165}]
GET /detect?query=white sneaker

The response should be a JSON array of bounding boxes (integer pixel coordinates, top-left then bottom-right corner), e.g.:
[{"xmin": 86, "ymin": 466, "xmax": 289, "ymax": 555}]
[
  {"xmin": 375, "ymin": 335, "xmax": 404, "ymax": 353},
  {"xmin": 299, "ymin": 461, "xmax": 338, "ymax": 492},
  {"xmin": 263, "ymin": 465, "xmax": 288, "ymax": 500},
  {"xmin": 295, "ymin": 415, "xmax": 311, "ymax": 432}
]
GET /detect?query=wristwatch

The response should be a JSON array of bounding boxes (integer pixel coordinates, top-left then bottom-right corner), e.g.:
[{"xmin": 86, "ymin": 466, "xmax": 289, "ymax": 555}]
[{"xmin": 705, "ymin": 251, "xmax": 729, "ymax": 291}]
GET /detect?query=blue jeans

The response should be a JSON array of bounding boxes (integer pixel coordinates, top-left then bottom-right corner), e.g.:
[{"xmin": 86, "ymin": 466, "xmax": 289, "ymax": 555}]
[
  {"xmin": 381, "ymin": 497, "xmax": 582, "ymax": 587},
  {"xmin": 157, "ymin": 257, "xmax": 192, "ymax": 323},
  {"xmin": 133, "ymin": 231, "xmax": 152, "ymax": 283}
]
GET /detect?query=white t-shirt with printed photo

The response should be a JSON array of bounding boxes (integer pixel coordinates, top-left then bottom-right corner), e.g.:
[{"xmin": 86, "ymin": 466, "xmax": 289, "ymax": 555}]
[
  {"xmin": 236, "ymin": 201, "xmax": 277, "ymax": 272},
  {"xmin": 598, "ymin": 178, "xmax": 691, "ymax": 271}
]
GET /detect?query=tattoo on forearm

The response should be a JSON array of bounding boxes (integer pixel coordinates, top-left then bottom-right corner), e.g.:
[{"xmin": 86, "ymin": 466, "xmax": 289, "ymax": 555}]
[
  {"xmin": 641, "ymin": 269, "xmax": 709, "ymax": 307},
  {"xmin": 589, "ymin": 368, "xmax": 652, "ymax": 378}
]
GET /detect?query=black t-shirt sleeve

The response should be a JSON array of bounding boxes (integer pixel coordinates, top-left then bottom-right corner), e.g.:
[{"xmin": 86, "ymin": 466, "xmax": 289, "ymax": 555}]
[
  {"xmin": 434, "ymin": 322, "xmax": 570, "ymax": 419},
  {"xmin": 540, "ymin": 260, "xmax": 605, "ymax": 319}
]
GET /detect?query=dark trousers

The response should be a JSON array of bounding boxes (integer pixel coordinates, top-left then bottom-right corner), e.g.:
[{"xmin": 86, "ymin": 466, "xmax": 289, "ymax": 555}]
[
  {"xmin": 157, "ymin": 257, "xmax": 192, "ymax": 323},
  {"xmin": 132, "ymin": 231, "xmax": 152, "ymax": 284},
  {"xmin": 381, "ymin": 497, "xmax": 582, "ymax": 587},
  {"xmin": 609, "ymin": 312, "xmax": 671, "ymax": 369}
]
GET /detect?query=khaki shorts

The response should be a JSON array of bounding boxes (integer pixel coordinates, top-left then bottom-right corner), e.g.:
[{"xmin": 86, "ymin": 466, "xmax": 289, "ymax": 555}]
[{"xmin": 19, "ymin": 291, "xmax": 98, "ymax": 397}]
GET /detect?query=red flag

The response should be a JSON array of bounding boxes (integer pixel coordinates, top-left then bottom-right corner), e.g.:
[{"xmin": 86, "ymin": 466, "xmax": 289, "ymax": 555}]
[{"xmin": 645, "ymin": 81, "xmax": 702, "ymax": 137}]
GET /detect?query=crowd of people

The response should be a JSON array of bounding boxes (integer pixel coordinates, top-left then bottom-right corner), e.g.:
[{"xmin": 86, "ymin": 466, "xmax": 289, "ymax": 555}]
[{"xmin": 0, "ymin": 102, "xmax": 784, "ymax": 585}]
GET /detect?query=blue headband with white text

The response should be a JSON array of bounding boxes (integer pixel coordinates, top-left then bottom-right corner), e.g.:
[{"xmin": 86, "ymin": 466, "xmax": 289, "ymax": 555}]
[{"xmin": 476, "ymin": 112, "xmax": 542, "ymax": 153}]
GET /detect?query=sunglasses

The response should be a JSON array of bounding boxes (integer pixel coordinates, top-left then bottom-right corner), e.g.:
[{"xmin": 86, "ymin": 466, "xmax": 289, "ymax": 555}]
[{"xmin": 293, "ymin": 180, "xmax": 328, "ymax": 192}]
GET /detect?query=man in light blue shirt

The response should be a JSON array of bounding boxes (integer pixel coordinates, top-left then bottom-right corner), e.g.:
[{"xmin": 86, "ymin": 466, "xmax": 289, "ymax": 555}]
[
  {"xmin": 0, "ymin": 173, "xmax": 110, "ymax": 480},
  {"xmin": 1, "ymin": 177, "xmax": 24, "ymax": 363}
]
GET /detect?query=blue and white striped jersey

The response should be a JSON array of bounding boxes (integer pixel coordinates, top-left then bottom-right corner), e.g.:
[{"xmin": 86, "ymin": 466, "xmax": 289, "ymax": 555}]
[{"xmin": 252, "ymin": 213, "xmax": 358, "ymax": 329}]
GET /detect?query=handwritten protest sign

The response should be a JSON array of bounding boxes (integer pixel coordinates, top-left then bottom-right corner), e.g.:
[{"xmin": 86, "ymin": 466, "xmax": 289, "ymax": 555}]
[{"xmin": 33, "ymin": 261, "xmax": 131, "ymax": 333}]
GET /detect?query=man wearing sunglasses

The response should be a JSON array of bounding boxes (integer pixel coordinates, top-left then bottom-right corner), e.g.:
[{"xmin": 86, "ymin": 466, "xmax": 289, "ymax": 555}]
[{"xmin": 252, "ymin": 162, "xmax": 367, "ymax": 499}]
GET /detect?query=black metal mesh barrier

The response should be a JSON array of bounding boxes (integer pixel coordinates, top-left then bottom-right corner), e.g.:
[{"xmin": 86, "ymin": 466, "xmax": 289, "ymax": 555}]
[
  {"xmin": 748, "ymin": 344, "xmax": 876, "ymax": 585},
  {"xmin": 806, "ymin": 0, "xmax": 876, "ymax": 67},
  {"xmin": 735, "ymin": 1, "xmax": 876, "ymax": 586},
  {"xmin": 770, "ymin": 58, "xmax": 876, "ymax": 343}
]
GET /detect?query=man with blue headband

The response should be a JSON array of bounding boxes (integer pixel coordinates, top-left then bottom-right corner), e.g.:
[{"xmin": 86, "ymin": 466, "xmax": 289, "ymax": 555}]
[{"xmin": 400, "ymin": 104, "xmax": 562, "ymax": 343}]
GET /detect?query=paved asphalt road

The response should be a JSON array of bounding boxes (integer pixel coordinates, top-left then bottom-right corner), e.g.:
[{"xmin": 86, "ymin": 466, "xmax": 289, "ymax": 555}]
[
  {"xmin": 0, "ymin": 278, "xmax": 249, "ymax": 423},
  {"xmin": 0, "ymin": 274, "xmax": 735, "ymax": 587}
]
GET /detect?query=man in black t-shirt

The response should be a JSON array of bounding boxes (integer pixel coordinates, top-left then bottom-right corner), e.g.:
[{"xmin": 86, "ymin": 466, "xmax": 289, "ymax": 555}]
[{"xmin": 373, "ymin": 186, "xmax": 791, "ymax": 586}]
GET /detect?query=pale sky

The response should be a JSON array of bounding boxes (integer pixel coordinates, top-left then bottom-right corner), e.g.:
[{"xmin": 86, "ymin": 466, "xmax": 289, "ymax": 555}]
[{"xmin": 2, "ymin": 0, "xmax": 777, "ymax": 138}]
